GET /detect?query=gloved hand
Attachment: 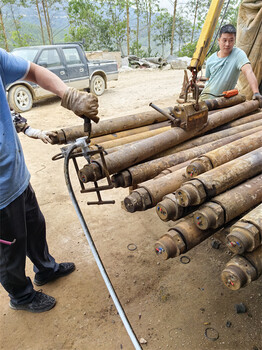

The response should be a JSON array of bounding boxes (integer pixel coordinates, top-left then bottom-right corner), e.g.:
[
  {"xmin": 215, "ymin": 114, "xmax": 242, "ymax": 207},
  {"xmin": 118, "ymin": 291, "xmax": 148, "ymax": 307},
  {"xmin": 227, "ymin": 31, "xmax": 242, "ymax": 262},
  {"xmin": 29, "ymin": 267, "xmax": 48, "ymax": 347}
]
[
  {"xmin": 61, "ymin": 87, "xmax": 99, "ymax": 123},
  {"xmin": 252, "ymin": 92, "xmax": 262, "ymax": 107},
  {"xmin": 24, "ymin": 127, "xmax": 57, "ymax": 144}
]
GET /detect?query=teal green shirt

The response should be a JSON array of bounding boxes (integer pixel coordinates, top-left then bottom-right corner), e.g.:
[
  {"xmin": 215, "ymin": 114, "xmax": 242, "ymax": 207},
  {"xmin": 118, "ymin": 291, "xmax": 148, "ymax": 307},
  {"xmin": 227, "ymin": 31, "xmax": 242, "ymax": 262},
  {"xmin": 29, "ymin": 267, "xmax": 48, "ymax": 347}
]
[{"xmin": 200, "ymin": 47, "xmax": 250, "ymax": 100}]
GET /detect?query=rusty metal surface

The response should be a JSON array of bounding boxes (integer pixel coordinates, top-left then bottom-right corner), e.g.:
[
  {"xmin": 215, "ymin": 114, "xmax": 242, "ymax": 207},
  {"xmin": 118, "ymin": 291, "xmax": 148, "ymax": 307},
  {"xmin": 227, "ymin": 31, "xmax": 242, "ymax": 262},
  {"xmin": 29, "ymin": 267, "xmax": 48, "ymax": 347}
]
[
  {"xmin": 226, "ymin": 203, "xmax": 262, "ymax": 254},
  {"xmin": 177, "ymin": 147, "xmax": 262, "ymax": 207},
  {"xmin": 155, "ymin": 214, "xmax": 216, "ymax": 259},
  {"xmin": 213, "ymin": 110, "xmax": 262, "ymax": 131},
  {"xmin": 78, "ymin": 100, "xmax": 261, "ymax": 183},
  {"xmin": 112, "ymin": 124, "xmax": 262, "ymax": 187},
  {"xmin": 186, "ymin": 130, "xmax": 262, "ymax": 177},
  {"xmin": 89, "ymin": 121, "xmax": 170, "ymax": 144},
  {"xmin": 156, "ymin": 194, "xmax": 193, "ymax": 222},
  {"xmin": 221, "ymin": 245, "xmax": 262, "ymax": 290},
  {"xmin": 155, "ymin": 118, "xmax": 262, "ymax": 158},
  {"xmin": 193, "ymin": 174, "xmax": 262, "ymax": 230},
  {"xmin": 93, "ymin": 125, "xmax": 171, "ymax": 150},
  {"xmin": 50, "ymin": 109, "xmax": 170, "ymax": 144},
  {"xmin": 205, "ymin": 94, "xmax": 246, "ymax": 110}
]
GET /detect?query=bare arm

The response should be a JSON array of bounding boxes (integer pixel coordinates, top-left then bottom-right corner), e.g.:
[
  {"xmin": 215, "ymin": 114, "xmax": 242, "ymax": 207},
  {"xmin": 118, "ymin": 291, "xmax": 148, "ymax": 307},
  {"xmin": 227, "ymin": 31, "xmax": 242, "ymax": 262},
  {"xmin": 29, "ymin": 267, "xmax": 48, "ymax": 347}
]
[
  {"xmin": 25, "ymin": 62, "xmax": 67, "ymax": 98},
  {"xmin": 241, "ymin": 63, "xmax": 259, "ymax": 94}
]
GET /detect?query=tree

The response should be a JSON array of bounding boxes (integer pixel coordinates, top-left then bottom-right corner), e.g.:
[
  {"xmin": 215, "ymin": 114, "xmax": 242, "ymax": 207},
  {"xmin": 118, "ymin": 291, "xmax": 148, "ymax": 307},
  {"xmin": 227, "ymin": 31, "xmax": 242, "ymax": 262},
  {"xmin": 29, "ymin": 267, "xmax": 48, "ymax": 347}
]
[
  {"xmin": 153, "ymin": 9, "xmax": 172, "ymax": 57},
  {"xmin": 170, "ymin": 0, "xmax": 177, "ymax": 55}
]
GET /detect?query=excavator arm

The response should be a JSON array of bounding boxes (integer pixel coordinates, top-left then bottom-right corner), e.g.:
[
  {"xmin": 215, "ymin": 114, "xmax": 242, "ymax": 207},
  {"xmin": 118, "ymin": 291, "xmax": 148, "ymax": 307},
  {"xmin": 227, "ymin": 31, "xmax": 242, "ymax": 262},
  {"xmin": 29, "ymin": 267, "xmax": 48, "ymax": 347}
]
[{"xmin": 189, "ymin": 0, "xmax": 225, "ymax": 73}]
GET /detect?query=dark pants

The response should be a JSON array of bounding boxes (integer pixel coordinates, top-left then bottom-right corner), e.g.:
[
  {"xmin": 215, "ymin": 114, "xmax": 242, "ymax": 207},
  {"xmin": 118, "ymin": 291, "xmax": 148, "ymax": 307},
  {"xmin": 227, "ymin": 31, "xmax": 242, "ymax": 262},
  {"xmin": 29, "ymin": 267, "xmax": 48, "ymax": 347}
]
[{"xmin": 0, "ymin": 184, "xmax": 58, "ymax": 305}]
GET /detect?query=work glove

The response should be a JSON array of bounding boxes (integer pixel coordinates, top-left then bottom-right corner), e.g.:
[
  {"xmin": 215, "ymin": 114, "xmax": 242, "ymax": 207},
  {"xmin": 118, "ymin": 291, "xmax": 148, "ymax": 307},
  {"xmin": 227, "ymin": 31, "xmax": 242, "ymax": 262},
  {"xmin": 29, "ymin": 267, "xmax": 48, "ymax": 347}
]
[
  {"xmin": 61, "ymin": 87, "xmax": 99, "ymax": 123},
  {"xmin": 252, "ymin": 92, "xmax": 262, "ymax": 107},
  {"xmin": 24, "ymin": 126, "xmax": 56, "ymax": 144}
]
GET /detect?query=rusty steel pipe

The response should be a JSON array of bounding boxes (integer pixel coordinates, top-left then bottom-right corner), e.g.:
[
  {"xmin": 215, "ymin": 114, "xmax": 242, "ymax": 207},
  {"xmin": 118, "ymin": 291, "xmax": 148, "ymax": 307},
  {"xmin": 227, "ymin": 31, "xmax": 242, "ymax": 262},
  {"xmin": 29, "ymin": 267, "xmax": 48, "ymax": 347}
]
[
  {"xmin": 193, "ymin": 174, "xmax": 262, "ymax": 231},
  {"xmin": 221, "ymin": 245, "xmax": 262, "ymax": 291},
  {"xmin": 105, "ymin": 116, "xmax": 262, "ymax": 161},
  {"xmin": 154, "ymin": 214, "xmax": 218, "ymax": 259},
  {"xmin": 89, "ymin": 121, "xmax": 170, "ymax": 145},
  {"xmin": 124, "ymin": 166, "xmax": 188, "ymax": 212},
  {"xmin": 226, "ymin": 203, "xmax": 262, "ymax": 254},
  {"xmin": 186, "ymin": 130, "xmax": 262, "ymax": 177},
  {"xmin": 78, "ymin": 100, "xmax": 260, "ymax": 184},
  {"xmin": 122, "ymin": 145, "xmax": 262, "ymax": 213},
  {"xmin": 93, "ymin": 125, "xmax": 171, "ymax": 150},
  {"xmin": 205, "ymin": 94, "xmax": 246, "ymax": 110},
  {"xmin": 50, "ymin": 109, "xmax": 170, "ymax": 144},
  {"xmin": 153, "ymin": 114, "xmax": 262, "ymax": 159},
  {"xmin": 112, "ymin": 123, "xmax": 262, "ymax": 187},
  {"xmin": 213, "ymin": 110, "xmax": 262, "ymax": 131},
  {"xmin": 156, "ymin": 194, "xmax": 193, "ymax": 222},
  {"xmin": 176, "ymin": 147, "xmax": 262, "ymax": 208}
]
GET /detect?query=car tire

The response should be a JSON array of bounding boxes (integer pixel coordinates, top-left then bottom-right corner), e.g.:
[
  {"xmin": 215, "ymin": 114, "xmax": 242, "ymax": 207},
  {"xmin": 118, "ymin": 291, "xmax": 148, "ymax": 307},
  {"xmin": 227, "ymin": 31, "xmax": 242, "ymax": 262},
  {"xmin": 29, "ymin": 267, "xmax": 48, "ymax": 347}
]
[
  {"xmin": 8, "ymin": 85, "xmax": 33, "ymax": 112},
  {"xmin": 90, "ymin": 75, "xmax": 105, "ymax": 96}
]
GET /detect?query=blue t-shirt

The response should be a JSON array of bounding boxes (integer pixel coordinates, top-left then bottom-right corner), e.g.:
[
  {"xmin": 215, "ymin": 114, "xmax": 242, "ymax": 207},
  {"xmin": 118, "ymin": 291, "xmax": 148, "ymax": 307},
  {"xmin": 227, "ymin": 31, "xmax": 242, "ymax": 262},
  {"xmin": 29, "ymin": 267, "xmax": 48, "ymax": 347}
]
[
  {"xmin": 0, "ymin": 48, "xmax": 30, "ymax": 209},
  {"xmin": 200, "ymin": 47, "xmax": 250, "ymax": 100}
]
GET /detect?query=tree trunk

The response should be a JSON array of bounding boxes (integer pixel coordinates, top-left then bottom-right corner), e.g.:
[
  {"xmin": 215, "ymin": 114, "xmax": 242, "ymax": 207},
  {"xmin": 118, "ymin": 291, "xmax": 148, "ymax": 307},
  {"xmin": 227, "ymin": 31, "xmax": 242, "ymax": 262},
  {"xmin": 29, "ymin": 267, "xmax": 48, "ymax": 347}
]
[
  {"xmin": 0, "ymin": 9, "xmax": 9, "ymax": 51},
  {"xmin": 36, "ymin": 0, "xmax": 45, "ymax": 44},
  {"xmin": 170, "ymin": 0, "xmax": 177, "ymax": 55},
  {"xmin": 41, "ymin": 0, "xmax": 51, "ymax": 44},
  {"xmin": 136, "ymin": 0, "xmax": 140, "ymax": 56},
  {"xmin": 44, "ymin": 0, "xmax": 53, "ymax": 43},
  {"xmin": 147, "ymin": 1, "xmax": 152, "ymax": 56},
  {"xmin": 191, "ymin": 0, "xmax": 199, "ymax": 43},
  {"xmin": 10, "ymin": 4, "xmax": 22, "ymax": 46},
  {"xmin": 126, "ymin": 0, "xmax": 130, "ymax": 55}
]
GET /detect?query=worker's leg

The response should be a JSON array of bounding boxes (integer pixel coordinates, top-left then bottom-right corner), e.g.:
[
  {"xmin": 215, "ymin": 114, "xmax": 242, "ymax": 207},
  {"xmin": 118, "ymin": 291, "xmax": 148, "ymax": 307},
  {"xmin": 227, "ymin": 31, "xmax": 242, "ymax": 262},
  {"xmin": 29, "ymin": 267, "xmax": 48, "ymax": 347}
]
[
  {"xmin": 0, "ymin": 189, "xmax": 36, "ymax": 305},
  {"xmin": 25, "ymin": 184, "xmax": 75, "ymax": 286},
  {"xmin": 25, "ymin": 184, "xmax": 59, "ymax": 279}
]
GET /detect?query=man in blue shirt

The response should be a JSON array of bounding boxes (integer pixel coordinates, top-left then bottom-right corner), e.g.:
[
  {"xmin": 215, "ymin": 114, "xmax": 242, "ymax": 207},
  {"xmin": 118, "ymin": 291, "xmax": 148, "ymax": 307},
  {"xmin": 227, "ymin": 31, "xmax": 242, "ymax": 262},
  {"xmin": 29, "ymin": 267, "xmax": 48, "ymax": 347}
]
[
  {"xmin": 200, "ymin": 24, "xmax": 262, "ymax": 102},
  {"xmin": 0, "ymin": 48, "xmax": 98, "ymax": 313}
]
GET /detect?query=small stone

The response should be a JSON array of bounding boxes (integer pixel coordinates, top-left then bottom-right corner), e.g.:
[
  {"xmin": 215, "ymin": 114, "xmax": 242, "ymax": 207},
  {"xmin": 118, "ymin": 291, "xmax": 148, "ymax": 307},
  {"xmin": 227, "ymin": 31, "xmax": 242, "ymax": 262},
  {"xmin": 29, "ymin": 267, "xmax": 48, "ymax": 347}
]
[
  {"xmin": 226, "ymin": 321, "xmax": 232, "ymax": 328},
  {"xmin": 140, "ymin": 338, "xmax": 147, "ymax": 344},
  {"xmin": 83, "ymin": 311, "xmax": 86, "ymax": 315},
  {"xmin": 211, "ymin": 240, "xmax": 221, "ymax": 249},
  {"xmin": 235, "ymin": 303, "xmax": 247, "ymax": 314}
]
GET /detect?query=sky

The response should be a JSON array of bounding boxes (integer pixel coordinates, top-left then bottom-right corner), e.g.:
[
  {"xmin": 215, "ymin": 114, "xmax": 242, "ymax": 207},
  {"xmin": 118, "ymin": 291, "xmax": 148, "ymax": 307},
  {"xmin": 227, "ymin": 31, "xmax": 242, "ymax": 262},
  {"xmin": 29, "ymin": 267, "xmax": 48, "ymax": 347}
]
[{"xmin": 159, "ymin": 0, "xmax": 175, "ymax": 13}]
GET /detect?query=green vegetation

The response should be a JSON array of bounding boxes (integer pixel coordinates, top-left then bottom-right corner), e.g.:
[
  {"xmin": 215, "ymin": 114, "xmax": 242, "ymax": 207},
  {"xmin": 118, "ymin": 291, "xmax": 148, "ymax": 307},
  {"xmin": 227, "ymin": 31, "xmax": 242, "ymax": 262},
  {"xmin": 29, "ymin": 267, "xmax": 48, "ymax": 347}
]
[{"xmin": 0, "ymin": 0, "xmax": 240, "ymax": 57}]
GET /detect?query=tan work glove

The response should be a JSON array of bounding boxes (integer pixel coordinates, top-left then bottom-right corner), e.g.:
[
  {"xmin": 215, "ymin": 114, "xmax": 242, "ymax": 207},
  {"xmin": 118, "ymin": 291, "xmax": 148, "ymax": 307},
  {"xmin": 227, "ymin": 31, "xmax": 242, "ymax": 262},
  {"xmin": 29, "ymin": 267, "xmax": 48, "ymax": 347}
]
[
  {"xmin": 252, "ymin": 92, "xmax": 262, "ymax": 108},
  {"xmin": 24, "ymin": 127, "xmax": 57, "ymax": 144},
  {"xmin": 61, "ymin": 87, "xmax": 99, "ymax": 123}
]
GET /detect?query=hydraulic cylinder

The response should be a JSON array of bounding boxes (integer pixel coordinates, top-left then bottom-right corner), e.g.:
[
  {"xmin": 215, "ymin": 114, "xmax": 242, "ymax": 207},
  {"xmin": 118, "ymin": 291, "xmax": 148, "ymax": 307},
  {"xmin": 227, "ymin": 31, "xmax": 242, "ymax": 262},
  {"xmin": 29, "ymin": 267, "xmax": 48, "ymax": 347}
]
[
  {"xmin": 175, "ymin": 147, "xmax": 262, "ymax": 207},
  {"xmin": 186, "ymin": 130, "xmax": 262, "ymax": 177},
  {"xmin": 221, "ymin": 245, "xmax": 262, "ymax": 290},
  {"xmin": 193, "ymin": 174, "xmax": 262, "ymax": 230},
  {"xmin": 226, "ymin": 203, "xmax": 262, "ymax": 254}
]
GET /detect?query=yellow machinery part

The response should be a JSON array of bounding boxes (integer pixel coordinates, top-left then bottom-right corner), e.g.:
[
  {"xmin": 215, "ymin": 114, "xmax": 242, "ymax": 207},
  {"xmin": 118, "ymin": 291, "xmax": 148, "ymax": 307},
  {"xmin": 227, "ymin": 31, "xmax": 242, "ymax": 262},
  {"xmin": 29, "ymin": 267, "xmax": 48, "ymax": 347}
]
[{"xmin": 189, "ymin": 0, "xmax": 225, "ymax": 72}]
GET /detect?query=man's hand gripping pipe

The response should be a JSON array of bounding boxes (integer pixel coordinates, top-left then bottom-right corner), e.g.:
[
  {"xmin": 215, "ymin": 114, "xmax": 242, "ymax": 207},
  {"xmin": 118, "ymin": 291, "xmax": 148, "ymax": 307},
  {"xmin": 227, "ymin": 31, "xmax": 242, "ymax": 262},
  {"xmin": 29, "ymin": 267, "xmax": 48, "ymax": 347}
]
[{"xmin": 61, "ymin": 137, "xmax": 142, "ymax": 350}]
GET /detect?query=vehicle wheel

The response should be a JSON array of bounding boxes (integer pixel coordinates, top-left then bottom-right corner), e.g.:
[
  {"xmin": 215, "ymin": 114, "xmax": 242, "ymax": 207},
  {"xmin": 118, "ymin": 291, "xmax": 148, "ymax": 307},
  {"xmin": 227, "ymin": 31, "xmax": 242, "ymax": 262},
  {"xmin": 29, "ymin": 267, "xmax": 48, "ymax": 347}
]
[
  {"xmin": 90, "ymin": 75, "xmax": 105, "ymax": 96},
  {"xmin": 8, "ymin": 85, "xmax": 33, "ymax": 112}
]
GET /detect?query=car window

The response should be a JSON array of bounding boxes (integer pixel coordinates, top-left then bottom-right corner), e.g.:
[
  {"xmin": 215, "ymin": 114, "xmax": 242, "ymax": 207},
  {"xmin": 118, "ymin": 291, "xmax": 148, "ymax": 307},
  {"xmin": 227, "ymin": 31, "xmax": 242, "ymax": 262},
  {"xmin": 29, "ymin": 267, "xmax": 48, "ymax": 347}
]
[
  {"xmin": 12, "ymin": 49, "xmax": 39, "ymax": 62},
  {"xmin": 63, "ymin": 48, "xmax": 82, "ymax": 65},
  {"xmin": 36, "ymin": 49, "xmax": 61, "ymax": 68}
]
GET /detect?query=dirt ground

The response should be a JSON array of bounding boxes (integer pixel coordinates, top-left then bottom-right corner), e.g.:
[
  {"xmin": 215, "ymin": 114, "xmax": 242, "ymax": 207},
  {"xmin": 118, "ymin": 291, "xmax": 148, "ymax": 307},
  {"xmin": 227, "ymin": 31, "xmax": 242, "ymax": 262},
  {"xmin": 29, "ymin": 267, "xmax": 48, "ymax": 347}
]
[{"xmin": 0, "ymin": 68, "xmax": 261, "ymax": 350}]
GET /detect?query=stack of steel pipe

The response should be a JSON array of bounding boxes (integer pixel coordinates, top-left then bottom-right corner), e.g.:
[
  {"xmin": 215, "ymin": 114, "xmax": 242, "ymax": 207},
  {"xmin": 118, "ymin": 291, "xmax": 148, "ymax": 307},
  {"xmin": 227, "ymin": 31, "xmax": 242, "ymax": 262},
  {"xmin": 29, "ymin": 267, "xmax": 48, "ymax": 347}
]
[{"xmin": 51, "ymin": 98, "xmax": 262, "ymax": 289}]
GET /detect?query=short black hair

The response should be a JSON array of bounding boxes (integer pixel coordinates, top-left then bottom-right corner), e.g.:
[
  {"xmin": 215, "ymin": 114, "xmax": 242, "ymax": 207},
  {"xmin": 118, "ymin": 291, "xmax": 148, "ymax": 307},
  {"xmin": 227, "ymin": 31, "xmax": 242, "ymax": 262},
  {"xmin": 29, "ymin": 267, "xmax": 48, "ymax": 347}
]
[{"xmin": 219, "ymin": 24, "xmax": 236, "ymax": 37}]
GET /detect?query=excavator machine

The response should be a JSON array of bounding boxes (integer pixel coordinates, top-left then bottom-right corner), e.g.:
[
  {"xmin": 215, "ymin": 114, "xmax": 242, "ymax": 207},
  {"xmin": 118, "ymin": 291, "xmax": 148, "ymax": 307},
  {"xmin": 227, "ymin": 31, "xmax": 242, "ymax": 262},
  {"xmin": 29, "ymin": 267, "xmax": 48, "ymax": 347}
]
[{"xmin": 151, "ymin": 0, "xmax": 226, "ymax": 131}]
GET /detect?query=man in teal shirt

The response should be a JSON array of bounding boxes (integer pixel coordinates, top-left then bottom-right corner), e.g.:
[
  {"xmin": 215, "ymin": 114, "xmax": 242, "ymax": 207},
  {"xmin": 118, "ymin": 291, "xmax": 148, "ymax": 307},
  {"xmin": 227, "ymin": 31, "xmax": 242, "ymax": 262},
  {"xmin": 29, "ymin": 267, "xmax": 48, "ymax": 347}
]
[{"xmin": 200, "ymin": 24, "xmax": 261, "ymax": 101}]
